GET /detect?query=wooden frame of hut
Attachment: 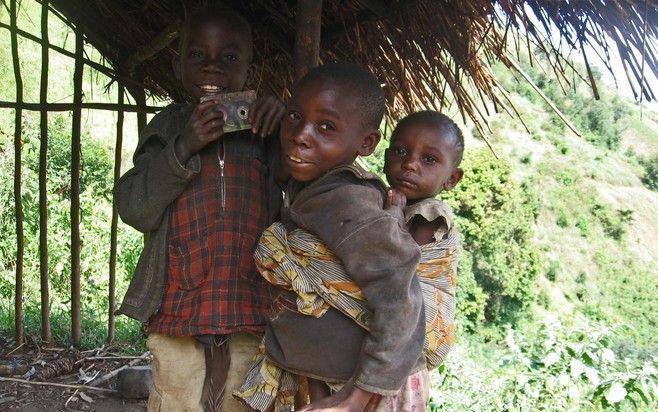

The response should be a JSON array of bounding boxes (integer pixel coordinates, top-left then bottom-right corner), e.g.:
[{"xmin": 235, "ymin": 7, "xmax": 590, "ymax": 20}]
[{"xmin": 1, "ymin": 0, "xmax": 656, "ymax": 346}]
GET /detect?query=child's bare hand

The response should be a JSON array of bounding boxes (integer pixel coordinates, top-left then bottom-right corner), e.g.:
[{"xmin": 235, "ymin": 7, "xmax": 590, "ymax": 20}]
[
  {"xmin": 249, "ymin": 95, "xmax": 285, "ymax": 137},
  {"xmin": 385, "ymin": 188, "xmax": 407, "ymax": 209},
  {"xmin": 297, "ymin": 382, "xmax": 373, "ymax": 412},
  {"xmin": 176, "ymin": 100, "xmax": 225, "ymax": 163}
]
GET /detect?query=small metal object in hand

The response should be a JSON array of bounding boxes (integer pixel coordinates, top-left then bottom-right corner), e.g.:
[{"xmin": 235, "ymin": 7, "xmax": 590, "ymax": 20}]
[{"xmin": 200, "ymin": 90, "xmax": 257, "ymax": 133}]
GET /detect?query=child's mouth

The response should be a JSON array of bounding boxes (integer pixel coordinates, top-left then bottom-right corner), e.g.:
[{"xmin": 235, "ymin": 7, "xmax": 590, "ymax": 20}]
[
  {"xmin": 198, "ymin": 84, "xmax": 226, "ymax": 95},
  {"xmin": 287, "ymin": 154, "xmax": 309, "ymax": 164}
]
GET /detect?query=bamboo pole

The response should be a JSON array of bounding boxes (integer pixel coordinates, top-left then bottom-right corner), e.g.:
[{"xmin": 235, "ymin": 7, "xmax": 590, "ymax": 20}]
[
  {"xmin": 293, "ymin": 0, "xmax": 323, "ymax": 81},
  {"xmin": 10, "ymin": 0, "xmax": 25, "ymax": 347},
  {"xmin": 108, "ymin": 85, "xmax": 124, "ymax": 342},
  {"xmin": 39, "ymin": 0, "xmax": 51, "ymax": 343},
  {"xmin": 134, "ymin": 89, "xmax": 147, "ymax": 134},
  {"xmin": 0, "ymin": 101, "xmax": 162, "ymax": 113},
  {"xmin": 71, "ymin": 28, "xmax": 83, "ymax": 346}
]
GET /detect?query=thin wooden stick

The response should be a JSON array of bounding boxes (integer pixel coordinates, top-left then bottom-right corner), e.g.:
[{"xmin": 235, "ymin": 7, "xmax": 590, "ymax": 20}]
[
  {"xmin": 64, "ymin": 389, "xmax": 79, "ymax": 408},
  {"xmin": 89, "ymin": 352, "xmax": 150, "ymax": 387},
  {"xmin": 71, "ymin": 28, "xmax": 83, "ymax": 346},
  {"xmin": 0, "ymin": 100, "xmax": 162, "ymax": 113},
  {"xmin": 80, "ymin": 355, "xmax": 146, "ymax": 362},
  {"xmin": 39, "ymin": 0, "xmax": 51, "ymax": 344},
  {"xmin": 293, "ymin": 0, "xmax": 323, "ymax": 81},
  {"xmin": 0, "ymin": 376, "xmax": 117, "ymax": 394},
  {"xmin": 10, "ymin": 0, "xmax": 25, "ymax": 347},
  {"xmin": 504, "ymin": 54, "xmax": 581, "ymax": 137},
  {"xmin": 125, "ymin": 19, "xmax": 180, "ymax": 71},
  {"xmin": 108, "ymin": 85, "xmax": 124, "ymax": 342}
]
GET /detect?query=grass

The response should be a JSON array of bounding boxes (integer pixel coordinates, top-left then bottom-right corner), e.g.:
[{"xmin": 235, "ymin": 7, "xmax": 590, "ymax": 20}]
[{"xmin": 0, "ymin": 300, "xmax": 145, "ymax": 353}]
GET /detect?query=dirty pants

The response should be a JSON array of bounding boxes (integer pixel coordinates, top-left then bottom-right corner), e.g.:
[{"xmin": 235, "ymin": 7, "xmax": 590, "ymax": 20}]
[{"xmin": 147, "ymin": 332, "xmax": 260, "ymax": 412}]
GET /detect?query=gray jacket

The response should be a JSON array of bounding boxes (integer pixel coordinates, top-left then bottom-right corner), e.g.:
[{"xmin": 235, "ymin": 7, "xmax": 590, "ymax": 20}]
[
  {"xmin": 114, "ymin": 103, "xmax": 280, "ymax": 322},
  {"xmin": 264, "ymin": 165, "xmax": 425, "ymax": 395}
]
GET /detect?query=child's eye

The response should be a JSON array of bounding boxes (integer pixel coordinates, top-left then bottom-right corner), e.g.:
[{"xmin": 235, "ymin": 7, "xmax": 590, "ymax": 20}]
[
  {"xmin": 422, "ymin": 155, "xmax": 437, "ymax": 164},
  {"xmin": 286, "ymin": 111, "xmax": 301, "ymax": 122},
  {"xmin": 392, "ymin": 147, "xmax": 407, "ymax": 156},
  {"xmin": 224, "ymin": 54, "xmax": 238, "ymax": 62},
  {"xmin": 319, "ymin": 122, "xmax": 335, "ymax": 132},
  {"xmin": 189, "ymin": 50, "xmax": 203, "ymax": 59}
]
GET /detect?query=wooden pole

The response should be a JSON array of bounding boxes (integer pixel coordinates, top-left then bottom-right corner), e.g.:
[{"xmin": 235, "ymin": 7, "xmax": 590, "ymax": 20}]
[
  {"xmin": 39, "ymin": 0, "xmax": 51, "ymax": 343},
  {"xmin": 71, "ymin": 28, "xmax": 83, "ymax": 346},
  {"xmin": 293, "ymin": 0, "xmax": 323, "ymax": 81},
  {"xmin": 0, "ymin": 100, "xmax": 162, "ymax": 113},
  {"xmin": 10, "ymin": 0, "xmax": 25, "ymax": 347},
  {"xmin": 108, "ymin": 85, "xmax": 124, "ymax": 342},
  {"xmin": 134, "ymin": 89, "xmax": 147, "ymax": 135}
]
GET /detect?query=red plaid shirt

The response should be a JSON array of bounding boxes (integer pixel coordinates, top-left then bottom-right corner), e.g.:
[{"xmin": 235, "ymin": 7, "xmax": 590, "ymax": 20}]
[{"xmin": 149, "ymin": 131, "xmax": 273, "ymax": 336}]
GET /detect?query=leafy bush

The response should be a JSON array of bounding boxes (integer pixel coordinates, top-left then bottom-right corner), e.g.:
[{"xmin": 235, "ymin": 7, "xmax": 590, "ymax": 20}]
[
  {"xmin": 430, "ymin": 320, "xmax": 658, "ymax": 411},
  {"xmin": 591, "ymin": 203, "xmax": 634, "ymax": 241},
  {"xmin": 501, "ymin": 321, "xmax": 657, "ymax": 410},
  {"xmin": 0, "ymin": 112, "xmax": 142, "ymax": 346},
  {"xmin": 443, "ymin": 149, "xmax": 541, "ymax": 325},
  {"xmin": 639, "ymin": 156, "xmax": 658, "ymax": 191}
]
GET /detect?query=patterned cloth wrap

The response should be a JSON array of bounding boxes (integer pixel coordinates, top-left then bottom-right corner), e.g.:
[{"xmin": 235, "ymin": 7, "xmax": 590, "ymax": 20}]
[{"xmin": 235, "ymin": 214, "xmax": 458, "ymax": 411}]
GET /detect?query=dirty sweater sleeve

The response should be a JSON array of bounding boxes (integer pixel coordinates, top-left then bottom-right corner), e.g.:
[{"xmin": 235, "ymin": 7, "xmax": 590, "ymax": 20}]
[
  {"xmin": 290, "ymin": 174, "xmax": 424, "ymax": 394},
  {"xmin": 114, "ymin": 105, "xmax": 200, "ymax": 233}
]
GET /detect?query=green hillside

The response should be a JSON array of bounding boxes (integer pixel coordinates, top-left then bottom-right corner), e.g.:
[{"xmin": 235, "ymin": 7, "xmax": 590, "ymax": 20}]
[{"xmin": 419, "ymin": 63, "xmax": 658, "ymax": 410}]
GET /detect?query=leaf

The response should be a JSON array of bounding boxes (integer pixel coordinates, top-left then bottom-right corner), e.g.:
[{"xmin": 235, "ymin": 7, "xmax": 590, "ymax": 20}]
[
  {"xmin": 79, "ymin": 391, "xmax": 93, "ymax": 403},
  {"xmin": 630, "ymin": 386, "xmax": 649, "ymax": 404},
  {"xmin": 605, "ymin": 382, "xmax": 627, "ymax": 404},
  {"xmin": 542, "ymin": 352, "xmax": 560, "ymax": 367},
  {"xmin": 581, "ymin": 350, "xmax": 595, "ymax": 366},
  {"xmin": 570, "ymin": 359, "xmax": 585, "ymax": 378}
]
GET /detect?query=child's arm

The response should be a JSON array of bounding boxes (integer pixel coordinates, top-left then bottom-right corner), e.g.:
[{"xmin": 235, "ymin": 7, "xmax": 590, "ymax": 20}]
[
  {"xmin": 115, "ymin": 103, "xmax": 221, "ymax": 232},
  {"xmin": 299, "ymin": 380, "xmax": 372, "ymax": 412},
  {"xmin": 174, "ymin": 99, "xmax": 226, "ymax": 163}
]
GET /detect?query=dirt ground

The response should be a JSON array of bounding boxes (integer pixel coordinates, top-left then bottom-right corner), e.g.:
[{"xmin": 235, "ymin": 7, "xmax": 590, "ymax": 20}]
[{"xmin": 0, "ymin": 335, "xmax": 147, "ymax": 411}]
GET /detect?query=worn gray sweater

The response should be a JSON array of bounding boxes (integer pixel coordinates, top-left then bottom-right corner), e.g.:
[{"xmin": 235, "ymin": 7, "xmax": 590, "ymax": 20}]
[{"xmin": 264, "ymin": 164, "xmax": 425, "ymax": 395}]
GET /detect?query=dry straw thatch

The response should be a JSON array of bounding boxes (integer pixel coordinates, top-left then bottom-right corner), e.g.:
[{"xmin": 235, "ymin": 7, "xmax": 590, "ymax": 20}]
[{"xmin": 48, "ymin": 0, "xmax": 657, "ymax": 129}]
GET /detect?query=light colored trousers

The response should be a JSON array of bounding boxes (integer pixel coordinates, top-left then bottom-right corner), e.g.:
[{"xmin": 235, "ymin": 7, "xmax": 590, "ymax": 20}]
[{"xmin": 146, "ymin": 332, "xmax": 260, "ymax": 412}]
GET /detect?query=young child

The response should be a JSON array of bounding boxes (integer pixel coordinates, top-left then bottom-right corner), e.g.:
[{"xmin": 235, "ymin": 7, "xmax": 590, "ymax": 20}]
[
  {"xmin": 114, "ymin": 5, "xmax": 285, "ymax": 412},
  {"xmin": 237, "ymin": 109, "xmax": 464, "ymax": 412},
  {"xmin": 235, "ymin": 62, "xmax": 426, "ymax": 412},
  {"xmin": 377, "ymin": 110, "xmax": 464, "ymax": 410}
]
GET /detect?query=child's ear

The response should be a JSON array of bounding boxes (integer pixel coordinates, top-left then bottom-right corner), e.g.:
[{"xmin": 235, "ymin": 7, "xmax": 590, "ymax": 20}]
[
  {"xmin": 357, "ymin": 129, "xmax": 381, "ymax": 157},
  {"xmin": 172, "ymin": 55, "xmax": 182, "ymax": 80},
  {"xmin": 244, "ymin": 63, "xmax": 257, "ymax": 88},
  {"xmin": 443, "ymin": 168, "xmax": 464, "ymax": 191}
]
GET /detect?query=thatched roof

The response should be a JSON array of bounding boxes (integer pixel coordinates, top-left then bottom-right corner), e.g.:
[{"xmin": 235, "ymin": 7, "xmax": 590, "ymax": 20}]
[{"xmin": 49, "ymin": 0, "xmax": 657, "ymax": 129}]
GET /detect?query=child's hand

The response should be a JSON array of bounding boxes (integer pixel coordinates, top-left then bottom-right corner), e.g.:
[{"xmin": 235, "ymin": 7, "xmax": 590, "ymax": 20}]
[
  {"xmin": 176, "ymin": 100, "xmax": 226, "ymax": 163},
  {"xmin": 385, "ymin": 188, "xmax": 407, "ymax": 209},
  {"xmin": 297, "ymin": 381, "xmax": 374, "ymax": 412},
  {"xmin": 249, "ymin": 95, "xmax": 285, "ymax": 137}
]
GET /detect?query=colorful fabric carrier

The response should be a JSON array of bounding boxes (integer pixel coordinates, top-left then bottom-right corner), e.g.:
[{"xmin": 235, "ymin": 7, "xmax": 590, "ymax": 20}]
[{"xmin": 234, "ymin": 220, "xmax": 458, "ymax": 411}]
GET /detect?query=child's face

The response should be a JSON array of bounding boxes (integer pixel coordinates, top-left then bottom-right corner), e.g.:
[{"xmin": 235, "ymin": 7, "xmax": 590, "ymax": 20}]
[
  {"xmin": 175, "ymin": 19, "xmax": 254, "ymax": 102},
  {"xmin": 384, "ymin": 123, "xmax": 462, "ymax": 201},
  {"xmin": 281, "ymin": 79, "xmax": 380, "ymax": 182}
]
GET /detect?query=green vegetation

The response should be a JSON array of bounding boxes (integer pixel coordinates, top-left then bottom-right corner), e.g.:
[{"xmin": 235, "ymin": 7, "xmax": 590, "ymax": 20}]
[{"xmin": 0, "ymin": 111, "xmax": 144, "ymax": 350}]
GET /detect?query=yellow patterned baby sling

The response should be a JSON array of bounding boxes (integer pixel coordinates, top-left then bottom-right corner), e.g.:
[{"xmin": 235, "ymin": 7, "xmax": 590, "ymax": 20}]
[{"xmin": 255, "ymin": 220, "xmax": 457, "ymax": 370}]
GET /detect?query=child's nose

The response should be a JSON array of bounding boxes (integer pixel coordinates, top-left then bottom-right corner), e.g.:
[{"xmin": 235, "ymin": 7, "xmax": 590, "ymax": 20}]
[
  {"xmin": 201, "ymin": 56, "xmax": 224, "ymax": 72},
  {"xmin": 291, "ymin": 125, "xmax": 312, "ymax": 147},
  {"xmin": 402, "ymin": 156, "xmax": 419, "ymax": 171}
]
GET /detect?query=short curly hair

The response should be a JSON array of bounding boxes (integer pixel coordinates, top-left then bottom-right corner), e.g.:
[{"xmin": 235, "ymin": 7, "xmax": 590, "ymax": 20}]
[
  {"xmin": 294, "ymin": 62, "xmax": 386, "ymax": 129},
  {"xmin": 392, "ymin": 111, "xmax": 465, "ymax": 166}
]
